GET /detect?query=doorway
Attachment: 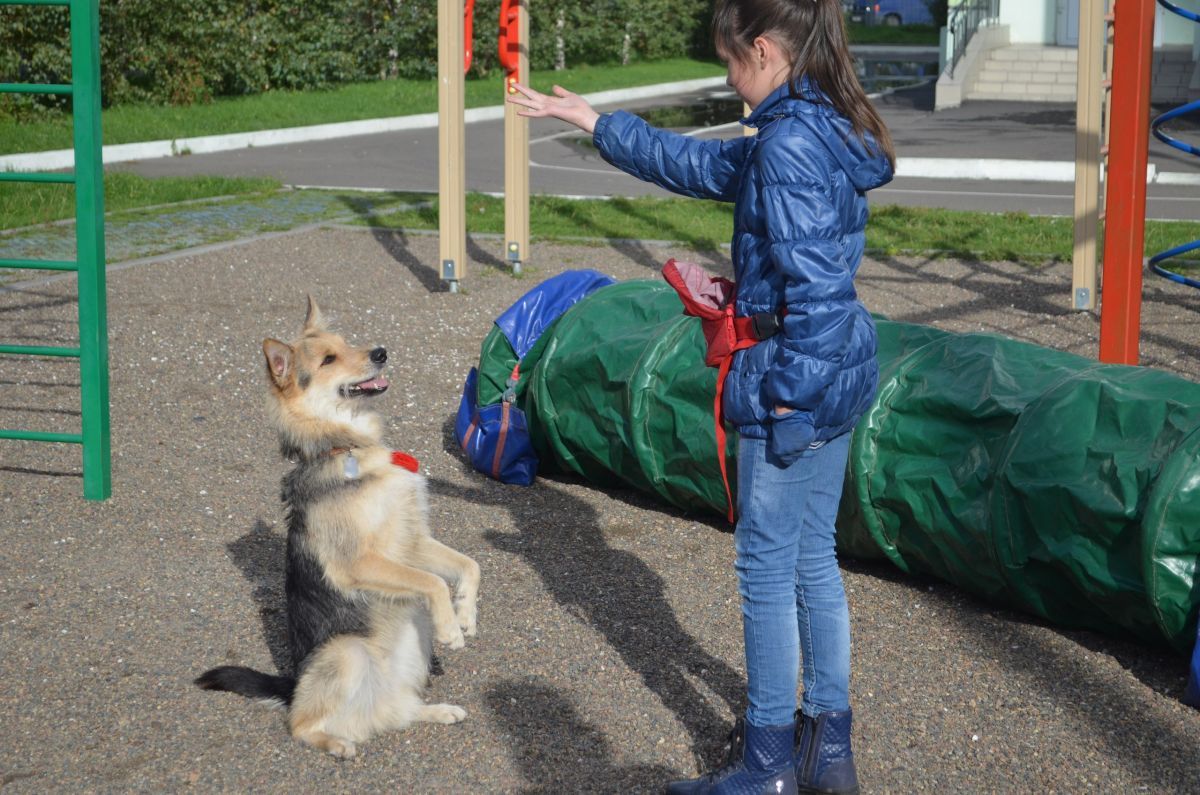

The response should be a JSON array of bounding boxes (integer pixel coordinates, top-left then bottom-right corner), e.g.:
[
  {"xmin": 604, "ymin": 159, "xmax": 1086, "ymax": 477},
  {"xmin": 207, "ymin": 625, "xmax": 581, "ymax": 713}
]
[{"xmin": 1057, "ymin": 0, "xmax": 1080, "ymax": 47}]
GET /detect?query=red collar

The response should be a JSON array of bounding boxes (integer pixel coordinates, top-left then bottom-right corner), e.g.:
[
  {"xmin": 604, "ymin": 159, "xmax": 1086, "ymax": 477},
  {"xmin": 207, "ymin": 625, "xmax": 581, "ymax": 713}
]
[
  {"xmin": 390, "ymin": 450, "xmax": 419, "ymax": 473},
  {"xmin": 322, "ymin": 447, "xmax": 419, "ymax": 473}
]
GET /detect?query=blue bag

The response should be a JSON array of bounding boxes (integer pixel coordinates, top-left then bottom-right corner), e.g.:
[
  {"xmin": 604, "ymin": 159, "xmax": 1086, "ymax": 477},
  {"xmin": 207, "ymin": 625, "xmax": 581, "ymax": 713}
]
[
  {"xmin": 455, "ymin": 269, "xmax": 617, "ymax": 486},
  {"xmin": 1186, "ymin": 622, "xmax": 1200, "ymax": 708},
  {"xmin": 455, "ymin": 367, "xmax": 538, "ymax": 486}
]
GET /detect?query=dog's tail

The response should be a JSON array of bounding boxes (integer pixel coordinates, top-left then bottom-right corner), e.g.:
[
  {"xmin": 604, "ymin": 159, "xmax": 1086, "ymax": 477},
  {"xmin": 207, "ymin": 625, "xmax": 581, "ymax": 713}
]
[{"xmin": 195, "ymin": 666, "xmax": 295, "ymax": 709}]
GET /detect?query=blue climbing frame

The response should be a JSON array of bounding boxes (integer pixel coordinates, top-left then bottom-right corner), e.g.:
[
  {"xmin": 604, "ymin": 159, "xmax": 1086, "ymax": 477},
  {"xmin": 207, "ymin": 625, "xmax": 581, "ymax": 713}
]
[{"xmin": 1148, "ymin": 0, "xmax": 1200, "ymax": 289}]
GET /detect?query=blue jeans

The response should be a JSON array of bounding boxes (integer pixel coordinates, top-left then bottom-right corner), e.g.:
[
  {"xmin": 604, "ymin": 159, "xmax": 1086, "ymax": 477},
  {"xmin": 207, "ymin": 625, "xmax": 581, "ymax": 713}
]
[{"xmin": 735, "ymin": 432, "xmax": 852, "ymax": 727}]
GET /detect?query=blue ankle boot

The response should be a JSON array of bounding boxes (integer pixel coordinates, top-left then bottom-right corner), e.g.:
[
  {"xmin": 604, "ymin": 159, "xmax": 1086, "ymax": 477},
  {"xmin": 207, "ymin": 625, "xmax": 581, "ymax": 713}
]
[
  {"xmin": 794, "ymin": 709, "xmax": 859, "ymax": 795},
  {"xmin": 666, "ymin": 718, "xmax": 798, "ymax": 794}
]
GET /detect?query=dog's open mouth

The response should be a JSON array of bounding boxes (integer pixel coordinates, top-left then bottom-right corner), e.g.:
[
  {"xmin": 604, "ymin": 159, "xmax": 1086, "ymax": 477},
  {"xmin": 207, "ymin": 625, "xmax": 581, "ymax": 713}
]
[{"xmin": 341, "ymin": 375, "xmax": 389, "ymax": 398}]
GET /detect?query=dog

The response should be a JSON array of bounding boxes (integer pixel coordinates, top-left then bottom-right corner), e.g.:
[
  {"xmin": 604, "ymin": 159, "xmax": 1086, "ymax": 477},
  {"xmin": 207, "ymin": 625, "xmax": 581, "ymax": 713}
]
[{"xmin": 195, "ymin": 297, "xmax": 480, "ymax": 759}]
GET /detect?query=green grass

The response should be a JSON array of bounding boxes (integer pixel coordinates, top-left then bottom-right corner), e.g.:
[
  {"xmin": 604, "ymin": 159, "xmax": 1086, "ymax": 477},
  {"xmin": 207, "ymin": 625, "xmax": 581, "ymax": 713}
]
[
  {"xmin": 0, "ymin": 172, "xmax": 282, "ymax": 229},
  {"xmin": 346, "ymin": 190, "xmax": 1200, "ymax": 269},
  {"xmin": 0, "ymin": 58, "xmax": 725, "ymax": 156},
  {"xmin": 6, "ymin": 175, "xmax": 1199, "ymax": 271},
  {"xmin": 846, "ymin": 23, "xmax": 941, "ymax": 46},
  {"xmin": 350, "ymin": 191, "xmax": 735, "ymax": 251}
]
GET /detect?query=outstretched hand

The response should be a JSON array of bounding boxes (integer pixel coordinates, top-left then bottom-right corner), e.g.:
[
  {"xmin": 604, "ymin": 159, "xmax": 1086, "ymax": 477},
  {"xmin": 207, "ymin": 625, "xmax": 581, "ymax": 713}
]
[{"xmin": 506, "ymin": 82, "xmax": 600, "ymax": 135}]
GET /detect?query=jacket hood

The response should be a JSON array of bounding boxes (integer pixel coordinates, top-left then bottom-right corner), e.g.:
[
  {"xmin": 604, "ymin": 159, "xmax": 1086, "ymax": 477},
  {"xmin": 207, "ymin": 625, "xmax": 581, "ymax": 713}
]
[{"xmin": 743, "ymin": 81, "xmax": 894, "ymax": 192}]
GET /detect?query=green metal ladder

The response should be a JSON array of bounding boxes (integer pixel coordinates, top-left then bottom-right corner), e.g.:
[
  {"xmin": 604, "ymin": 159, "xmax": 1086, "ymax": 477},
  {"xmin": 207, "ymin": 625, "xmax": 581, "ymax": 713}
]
[{"xmin": 1, "ymin": 0, "xmax": 110, "ymax": 499}]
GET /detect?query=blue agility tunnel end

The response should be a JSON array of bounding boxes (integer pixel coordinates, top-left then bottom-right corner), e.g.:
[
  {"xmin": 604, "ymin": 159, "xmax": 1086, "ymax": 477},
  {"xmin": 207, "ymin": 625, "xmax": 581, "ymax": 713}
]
[{"xmin": 1185, "ymin": 625, "xmax": 1200, "ymax": 708}]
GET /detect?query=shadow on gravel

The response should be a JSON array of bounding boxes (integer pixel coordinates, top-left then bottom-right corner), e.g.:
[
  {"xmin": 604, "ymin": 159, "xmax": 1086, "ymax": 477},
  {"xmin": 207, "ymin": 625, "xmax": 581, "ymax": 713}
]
[
  {"xmin": 0, "ymin": 288, "xmax": 79, "ymax": 346},
  {"xmin": 872, "ymin": 254, "xmax": 1200, "ymax": 365},
  {"xmin": 0, "ymin": 288, "xmax": 76, "ymax": 314},
  {"xmin": 486, "ymin": 677, "xmax": 678, "ymax": 792},
  {"xmin": 335, "ymin": 195, "xmax": 511, "ymax": 291},
  {"xmin": 428, "ymin": 435, "xmax": 744, "ymax": 766},
  {"xmin": 543, "ymin": 198, "xmax": 730, "ymax": 274},
  {"xmin": 604, "ymin": 239, "xmax": 731, "ymax": 280},
  {"xmin": 968, "ymin": 612, "xmax": 1200, "ymax": 789},
  {"xmin": 842, "ymin": 556, "xmax": 1200, "ymax": 789},
  {"xmin": 483, "ymin": 479, "xmax": 746, "ymax": 765},
  {"xmin": 0, "ymin": 464, "xmax": 80, "ymax": 479},
  {"xmin": 224, "ymin": 519, "xmax": 291, "ymax": 674}
]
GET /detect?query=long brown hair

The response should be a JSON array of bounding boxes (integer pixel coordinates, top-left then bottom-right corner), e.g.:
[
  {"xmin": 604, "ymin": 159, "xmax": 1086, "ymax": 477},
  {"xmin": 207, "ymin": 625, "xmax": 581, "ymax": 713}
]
[{"xmin": 713, "ymin": 0, "xmax": 896, "ymax": 167}]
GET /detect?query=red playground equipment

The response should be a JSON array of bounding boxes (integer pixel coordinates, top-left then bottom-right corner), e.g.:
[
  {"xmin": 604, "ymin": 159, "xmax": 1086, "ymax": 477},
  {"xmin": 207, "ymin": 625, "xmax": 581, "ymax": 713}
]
[{"xmin": 1100, "ymin": 0, "xmax": 1158, "ymax": 366}]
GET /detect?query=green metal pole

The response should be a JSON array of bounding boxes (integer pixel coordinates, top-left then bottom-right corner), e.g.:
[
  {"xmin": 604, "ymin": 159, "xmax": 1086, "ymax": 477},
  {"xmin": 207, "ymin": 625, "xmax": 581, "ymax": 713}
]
[{"xmin": 70, "ymin": 0, "xmax": 111, "ymax": 499}]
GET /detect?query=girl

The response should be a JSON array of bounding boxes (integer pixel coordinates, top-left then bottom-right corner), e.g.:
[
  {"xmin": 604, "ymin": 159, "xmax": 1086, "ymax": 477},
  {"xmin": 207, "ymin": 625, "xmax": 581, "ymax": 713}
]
[{"xmin": 509, "ymin": 0, "xmax": 893, "ymax": 792}]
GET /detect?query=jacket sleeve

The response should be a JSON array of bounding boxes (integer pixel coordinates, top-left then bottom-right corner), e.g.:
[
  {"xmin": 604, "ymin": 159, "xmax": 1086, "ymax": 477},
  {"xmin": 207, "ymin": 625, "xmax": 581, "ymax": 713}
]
[
  {"xmin": 593, "ymin": 111, "xmax": 749, "ymax": 202},
  {"xmin": 759, "ymin": 137, "xmax": 860, "ymax": 453}
]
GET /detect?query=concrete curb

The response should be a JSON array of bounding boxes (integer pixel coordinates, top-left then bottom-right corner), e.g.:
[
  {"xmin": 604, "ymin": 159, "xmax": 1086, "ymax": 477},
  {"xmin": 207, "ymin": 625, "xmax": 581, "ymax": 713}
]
[
  {"xmin": 0, "ymin": 77, "xmax": 729, "ymax": 172},
  {"xmin": 896, "ymin": 157, "xmax": 1200, "ymax": 186},
  {"xmin": 4, "ymin": 74, "xmax": 1199, "ymax": 186}
]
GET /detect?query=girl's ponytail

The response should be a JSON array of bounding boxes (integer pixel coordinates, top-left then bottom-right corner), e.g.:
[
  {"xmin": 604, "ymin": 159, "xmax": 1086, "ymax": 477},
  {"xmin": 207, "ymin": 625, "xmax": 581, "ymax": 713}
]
[{"xmin": 713, "ymin": 0, "xmax": 896, "ymax": 167}]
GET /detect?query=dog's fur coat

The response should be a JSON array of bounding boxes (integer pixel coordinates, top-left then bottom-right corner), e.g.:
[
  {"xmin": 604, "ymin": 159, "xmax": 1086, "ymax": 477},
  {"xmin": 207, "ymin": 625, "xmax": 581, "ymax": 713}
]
[{"xmin": 196, "ymin": 298, "xmax": 480, "ymax": 758}]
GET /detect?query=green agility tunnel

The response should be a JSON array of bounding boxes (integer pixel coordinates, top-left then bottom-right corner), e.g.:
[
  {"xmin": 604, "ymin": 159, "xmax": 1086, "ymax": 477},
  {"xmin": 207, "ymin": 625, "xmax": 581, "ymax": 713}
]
[{"xmin": 465, "ymin": 273, "xmax": 1200, "ymax": 654}]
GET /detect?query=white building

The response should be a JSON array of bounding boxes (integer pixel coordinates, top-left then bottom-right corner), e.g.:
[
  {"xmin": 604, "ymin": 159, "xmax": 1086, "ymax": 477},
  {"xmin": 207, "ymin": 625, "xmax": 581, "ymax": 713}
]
[{"xmin": 938, "ymin": 0, "xmax": 1199, "ymax": 107}]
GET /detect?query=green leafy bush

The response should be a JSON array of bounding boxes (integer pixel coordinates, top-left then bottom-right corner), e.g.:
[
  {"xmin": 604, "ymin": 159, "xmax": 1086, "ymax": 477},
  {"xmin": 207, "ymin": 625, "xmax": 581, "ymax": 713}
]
[{"xmin": 0, "ymin": 0, "xmax": 710, "ymax": 117}]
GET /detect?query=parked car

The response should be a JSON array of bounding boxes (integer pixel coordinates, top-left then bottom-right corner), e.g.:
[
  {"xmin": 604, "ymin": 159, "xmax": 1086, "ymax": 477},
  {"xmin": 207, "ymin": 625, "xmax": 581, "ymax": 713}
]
[
  {"xmin": 844, "ymin": 1, "xmax": 868, "ymax": 23},
  {"xmin": 854, "ymin": 0, "xmax": 936, "ymax": 26}
]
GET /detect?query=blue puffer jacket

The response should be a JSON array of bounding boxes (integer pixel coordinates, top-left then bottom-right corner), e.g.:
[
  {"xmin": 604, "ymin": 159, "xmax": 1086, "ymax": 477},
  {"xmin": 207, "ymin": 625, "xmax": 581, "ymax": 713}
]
[{"xmin": 593, "ymin": 81, "xmax": 893, "ymax": 460}]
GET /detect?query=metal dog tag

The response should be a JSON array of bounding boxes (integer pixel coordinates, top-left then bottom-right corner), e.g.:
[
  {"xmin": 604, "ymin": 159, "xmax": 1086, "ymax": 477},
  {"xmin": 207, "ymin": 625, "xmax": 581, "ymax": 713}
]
[{"xmin": 343, "ymin": 451, "xmax": 360, "ymax": 479}]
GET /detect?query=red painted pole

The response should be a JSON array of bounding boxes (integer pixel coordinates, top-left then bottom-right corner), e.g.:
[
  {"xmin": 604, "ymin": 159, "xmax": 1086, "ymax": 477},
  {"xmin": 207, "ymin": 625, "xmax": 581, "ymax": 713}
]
[{"xmin": 1100, "ymin": 0, "xmax": 1156, "ymax": 365}]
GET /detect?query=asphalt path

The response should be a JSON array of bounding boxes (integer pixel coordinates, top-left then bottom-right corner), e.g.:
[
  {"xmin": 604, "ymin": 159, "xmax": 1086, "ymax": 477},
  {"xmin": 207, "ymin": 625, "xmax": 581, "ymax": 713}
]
[{"xmin": 107, "ymin": 81, "xmax": 1200, "ymax": 221}]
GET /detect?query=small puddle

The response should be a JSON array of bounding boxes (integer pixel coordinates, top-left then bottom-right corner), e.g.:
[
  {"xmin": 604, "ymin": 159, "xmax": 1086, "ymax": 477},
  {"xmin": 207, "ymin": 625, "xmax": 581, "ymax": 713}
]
[
  {"xmin": 857, "ymin": 56, "xmax": 940, "ymax": 93},
  {"xmin": 628, "ymin": 57, "xmax": 938, "ymax": 131}
]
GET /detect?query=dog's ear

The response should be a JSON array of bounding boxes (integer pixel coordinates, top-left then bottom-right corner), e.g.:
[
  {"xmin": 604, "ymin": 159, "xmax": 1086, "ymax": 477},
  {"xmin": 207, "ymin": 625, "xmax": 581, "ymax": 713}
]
[
  {"xmin": 263, "ymin": 338, "xmax": 294, "ymax": 389},
  {"xmin": 303, "ymin": 295, "xmax": 327, "ymax": 334}
]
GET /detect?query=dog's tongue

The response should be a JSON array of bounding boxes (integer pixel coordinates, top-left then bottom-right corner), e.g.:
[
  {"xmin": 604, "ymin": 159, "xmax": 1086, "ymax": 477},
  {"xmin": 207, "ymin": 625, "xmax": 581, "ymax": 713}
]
[{"xmin": 355, "ymin": 376, "xmax": 389, "ymax": 391}]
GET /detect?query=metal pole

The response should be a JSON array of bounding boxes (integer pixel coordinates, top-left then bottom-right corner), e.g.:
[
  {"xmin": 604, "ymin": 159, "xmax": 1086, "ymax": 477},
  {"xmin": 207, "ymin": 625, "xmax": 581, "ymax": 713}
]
[
  {"xmin": 71, "ymin": 0, "xmax": 111, "ymax": 499},
  {"xmin": 438, "ymin": 0, "xmax": 467, "ymax": 292},
  {"xmin": 1099, "ymin": 0, "xmax": 1155, "ymax": 365}
]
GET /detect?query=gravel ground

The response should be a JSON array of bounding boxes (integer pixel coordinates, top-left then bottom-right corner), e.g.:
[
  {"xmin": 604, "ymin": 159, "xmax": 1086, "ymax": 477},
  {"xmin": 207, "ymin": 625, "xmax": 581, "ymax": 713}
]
[{"xmin": 2, "ymin": 226, "xmax": 1199, "ymax": 794}]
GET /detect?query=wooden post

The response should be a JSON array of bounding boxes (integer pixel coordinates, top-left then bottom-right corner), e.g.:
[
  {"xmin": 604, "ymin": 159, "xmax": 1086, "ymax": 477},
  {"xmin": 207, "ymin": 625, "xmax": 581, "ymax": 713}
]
[
  {"xmin": 1072, "ymin": 0, "xmax": 1105, "ymax": 312},
  {"xmin": 1099, "ymin": 0, "xmax": 1156, "ymax": 365},
  {"xmin": 503, "ymin": 0, "xmax": 529, "ymax": 274},
  {"xmin": 438, "ymin": 0, "xmax": 467, "ymax": 292}
]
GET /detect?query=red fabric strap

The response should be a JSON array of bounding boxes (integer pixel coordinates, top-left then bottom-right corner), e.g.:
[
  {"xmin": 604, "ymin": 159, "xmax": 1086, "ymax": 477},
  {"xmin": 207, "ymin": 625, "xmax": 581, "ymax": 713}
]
[
  {"xmin": 713, "ymin": 337, "xmax": 761, "ymax": 523},
  {"xmin": 662, "ymin": 259, "xmax": 786, "ymax": 524},
  {"xmin": 492, "ymin": 401, "xmax": 511, "ymax": 478}
]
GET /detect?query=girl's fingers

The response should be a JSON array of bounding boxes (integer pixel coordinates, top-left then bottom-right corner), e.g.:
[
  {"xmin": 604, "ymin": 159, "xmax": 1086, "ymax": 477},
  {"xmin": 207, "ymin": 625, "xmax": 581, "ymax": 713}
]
[
  {"xmin": 508, "ymin": 82, "xmax": 542, "ymax": 101},
  {"xmin": 505, "ymin": 93, "xmax": 539, "ymax": 109},
  {"xmin": 505, "ymin": 82, "xmax": 592, "ymax": 126}
]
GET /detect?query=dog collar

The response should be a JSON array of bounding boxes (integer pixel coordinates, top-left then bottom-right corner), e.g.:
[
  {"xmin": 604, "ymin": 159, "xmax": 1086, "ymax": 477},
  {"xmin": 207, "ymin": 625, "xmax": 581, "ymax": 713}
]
[
  {"xmin": 322, "ymin": 447, "xmax": 420, "ymax": 477},
  {"xmin": 390, "ymin": 450, "xmax": 419, "ymax": 472}
]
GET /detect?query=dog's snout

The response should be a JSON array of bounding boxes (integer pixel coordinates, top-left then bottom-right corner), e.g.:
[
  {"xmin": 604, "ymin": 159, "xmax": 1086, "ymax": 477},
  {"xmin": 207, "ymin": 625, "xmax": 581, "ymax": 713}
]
[{"xmin": 370, "ymin": 347, "xmax": 387, "ymax": 365}]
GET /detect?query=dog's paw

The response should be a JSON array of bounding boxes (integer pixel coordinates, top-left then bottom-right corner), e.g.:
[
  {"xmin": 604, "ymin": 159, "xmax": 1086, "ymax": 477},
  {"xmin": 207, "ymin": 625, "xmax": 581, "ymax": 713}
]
[
  {"xmin": 420, "ymin": 703, "xmax": 468, "ymax": 724},
  {"xmin": 298, "ymin": 733, "xmax": 357, "ymax": 759},
  {"xmin": 455, "ymin": 601, "xmax": 478, "ymax": 638},
  {"xmin": 326, "ymin": 738, "xmax": 358, "ymax": 759},
  {"xmin": 436, "ymin": 622, "xmax": 465, "ymax": 649}
]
